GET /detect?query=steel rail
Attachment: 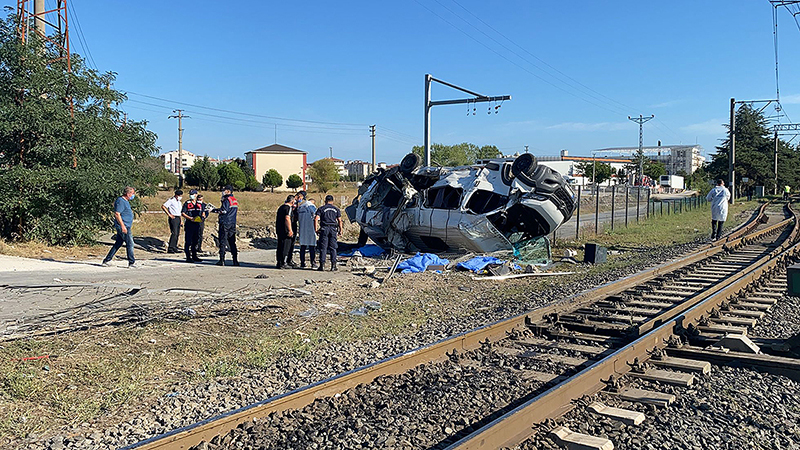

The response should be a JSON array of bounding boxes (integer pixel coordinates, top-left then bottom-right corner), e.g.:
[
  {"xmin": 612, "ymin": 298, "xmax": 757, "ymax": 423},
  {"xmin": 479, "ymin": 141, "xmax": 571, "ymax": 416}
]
[
  {"xmin": 125, "ymin": 202, "xmax": 780, "ymax": 450},
  {"xmin": 446, "ymin": 204, "xmax": 799, "ymax": 450}
]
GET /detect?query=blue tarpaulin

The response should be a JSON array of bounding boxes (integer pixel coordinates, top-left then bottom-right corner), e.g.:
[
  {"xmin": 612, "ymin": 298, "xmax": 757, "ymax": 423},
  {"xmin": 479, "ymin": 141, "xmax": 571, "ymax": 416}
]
[
  {"xmin": 456, "ymin": 256, "xmax": 504, "ymax": 273},
  {"xmin": 339, "ymin": 244, "xmax": 386, "ymax": 258},
  {"xmin": 397, "ymin": 253, "xmax": 450, "ymax": 274}
]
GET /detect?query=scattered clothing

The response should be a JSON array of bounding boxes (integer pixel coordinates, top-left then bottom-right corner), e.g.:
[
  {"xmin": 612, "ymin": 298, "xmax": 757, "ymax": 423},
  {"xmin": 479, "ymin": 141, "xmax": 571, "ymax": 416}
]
[
  {"xmin": 456, "ymin": 256, "xmax": 504, "ymax": 273},
  {"xmin": 397, "ymin": 253, "xmax": 450, "ymax": 274}
]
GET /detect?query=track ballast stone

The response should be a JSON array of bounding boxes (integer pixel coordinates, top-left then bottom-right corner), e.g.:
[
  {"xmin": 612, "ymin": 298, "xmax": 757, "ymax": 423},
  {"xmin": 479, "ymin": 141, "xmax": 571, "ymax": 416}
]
[{"xmin": 29, "ymin": 240, "xmax": 703, "ymax": 450}]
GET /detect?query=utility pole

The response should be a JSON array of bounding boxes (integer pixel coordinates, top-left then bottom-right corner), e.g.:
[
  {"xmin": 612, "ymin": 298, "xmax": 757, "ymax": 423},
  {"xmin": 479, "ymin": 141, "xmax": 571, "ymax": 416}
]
[
  {"xmin": 729, "ymin": 98, "xmax": 736, "ymax": 204},
  {"xmin": 424, "ymin": 74, "xmax": 511, "ymax": 166},
  {"xmin": 628, "ymin": 114, "xmax": 654, "ymax": 186},
  {"xmin": 169, "ymin": 110, "xmax": 189, "ymax": 188},
  {"xmin": 524, "ymin": 145, "xmax": 529, "ymax": 153},
  {"xmin": 370, "ymin": 125, "xmax": 376, "ymax": 173},
  {"xmin": 329, "ymin": 146, "xmax": 333, "ymax": 159},
  {"xmin": 772, "ymin": 123, "xmax": 800, "ymax": 195}
]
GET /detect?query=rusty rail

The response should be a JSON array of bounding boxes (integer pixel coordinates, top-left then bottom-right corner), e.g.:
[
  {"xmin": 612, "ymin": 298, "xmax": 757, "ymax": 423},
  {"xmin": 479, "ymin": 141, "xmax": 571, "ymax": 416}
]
[
  {"xmin": 446, "ymin": 203, "xmax": 798, "ymax": 450},
  {"xmin": 125, "ymin": 202, "xmax": 782, "ymax": 450}
]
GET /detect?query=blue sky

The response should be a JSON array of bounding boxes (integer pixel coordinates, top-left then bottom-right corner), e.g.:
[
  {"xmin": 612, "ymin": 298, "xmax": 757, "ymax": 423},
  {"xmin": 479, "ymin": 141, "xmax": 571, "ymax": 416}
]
[{"xmin": 40, "ymin": 0, "xmax": 800, "ymax": 163}]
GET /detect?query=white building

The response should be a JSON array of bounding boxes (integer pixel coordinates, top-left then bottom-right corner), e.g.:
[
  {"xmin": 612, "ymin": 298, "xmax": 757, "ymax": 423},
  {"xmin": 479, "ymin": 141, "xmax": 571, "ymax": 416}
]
[
  {"xmin": 160, "ymin": 150, "xmax": 198, "ymax": 175},
  {"xmin": 591, "ymin": 145, "xmax": 705, "ymax": 175},
  {"xmin": 329, "ymin": 157, "xmax": 347, "ymax": 177},
  {"xmin": 537, "ymin": 154, "xmax": 632, "ymax": 187},
  {"xmin": 345, "ymin": 160, "xmax": 372, "ymax": 179}
]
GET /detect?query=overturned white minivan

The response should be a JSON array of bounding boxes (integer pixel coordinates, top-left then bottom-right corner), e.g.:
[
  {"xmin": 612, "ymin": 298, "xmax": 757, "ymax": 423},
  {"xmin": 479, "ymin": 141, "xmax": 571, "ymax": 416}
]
[{"xmin": 345, "ymin": 153, "xmax": 576, "ymax": 253}]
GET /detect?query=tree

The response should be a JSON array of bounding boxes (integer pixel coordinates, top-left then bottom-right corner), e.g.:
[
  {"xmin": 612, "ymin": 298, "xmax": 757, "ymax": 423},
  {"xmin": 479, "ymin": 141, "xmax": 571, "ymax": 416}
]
[
  {"xmin": 233, "ymin": 157, "xmax": 254, "ymax": 178},
  {"xmin": 643, "ymin": 160, "xmax": 666, "ymax": 180},
  {"xmin": 245, "ymin": 175, "xmax": 261, "ymax": 191},
  {"xmin": 262, "ymin": 169, "xmax": 283, "ymax": 192},
  {"xmin": 411, "ymin": 142, "xmax": 501, "ymax": 166},
  {"xmin": 575, "ymin": 161, "xmax": 613, "ymax": 185},
  {"xmin": 184, "ymin": 156, "xmax": 220, "ymax": 190},
  {"xmin": 706, "ymin": 104, "xmax": 800, "ymax": 194},
  {"xmin": 286, "ymin": 174, "xmax": 304, "ymax": 191},
  {"xmin": 217, "ymin": 162, "xmax": 246, "ymax": 190},
  {"xmin": 476, "ymin": 145, "xmax": 501, "ymax": 159},
  {"xmin": 309, "ymin": 159, "xmax": 339, "ymax": 193},
  {"xmin": 0, "ymin": 17, "xmax": 160, "ymax": 245}
]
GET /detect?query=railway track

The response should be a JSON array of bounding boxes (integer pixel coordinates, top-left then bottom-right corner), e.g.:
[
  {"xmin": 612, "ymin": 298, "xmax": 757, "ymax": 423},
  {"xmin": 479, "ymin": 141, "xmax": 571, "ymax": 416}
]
[{"xmin": 126, "ymin": 201, "xmax": 798, "ymax": 450}]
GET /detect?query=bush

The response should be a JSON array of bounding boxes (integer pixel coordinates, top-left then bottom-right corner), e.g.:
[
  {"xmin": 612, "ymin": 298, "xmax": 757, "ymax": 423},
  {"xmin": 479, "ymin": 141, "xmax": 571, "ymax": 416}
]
[
  {"xmin": 218, "ymin": 163, "xmax": 246, "ymax": 189},
  {"xmin": 286, "ymin": 174, "xmax": 303, "ymax": 191},
  {"xmin": 0, "ymin": 20, "xmax": 160, "ymax": 244},
  {"xmin": 262, "ymin": 169, "xmax": 283, "ymax": 192}
]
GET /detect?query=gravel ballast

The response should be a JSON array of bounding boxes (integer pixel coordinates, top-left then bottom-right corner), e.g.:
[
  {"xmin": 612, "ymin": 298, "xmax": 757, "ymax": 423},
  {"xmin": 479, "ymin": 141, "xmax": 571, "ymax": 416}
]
[{"xmin": 26, "ymin": 240, "xmax": 710, "ymax": 450}]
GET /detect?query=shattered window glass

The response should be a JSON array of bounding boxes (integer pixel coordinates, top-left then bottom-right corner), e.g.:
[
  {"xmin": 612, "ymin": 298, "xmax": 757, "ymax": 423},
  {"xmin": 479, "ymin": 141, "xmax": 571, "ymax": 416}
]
[
  {"xmin": 512, "ymin": 236, "xmax": 552, "ymax": 265},
  {"xmin": 466, "ymin": 190, "xmax": 508, "ymax": 214},
  {"xmin": 424, "ymin": 186, "xmax": 463, "ymax": 210}
]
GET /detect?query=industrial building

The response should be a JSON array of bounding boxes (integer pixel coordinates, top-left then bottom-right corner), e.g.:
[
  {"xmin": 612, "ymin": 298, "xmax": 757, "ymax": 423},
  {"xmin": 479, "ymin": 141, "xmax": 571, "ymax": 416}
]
[{"xmin": 591, "ymin": 144, "xmax": 705, "ymax": 175}]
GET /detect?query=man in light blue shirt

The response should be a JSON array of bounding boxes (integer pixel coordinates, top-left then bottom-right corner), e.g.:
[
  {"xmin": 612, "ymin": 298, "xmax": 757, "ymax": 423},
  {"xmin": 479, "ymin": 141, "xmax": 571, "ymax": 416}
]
[{"xmin": 102, "ymin": 186, "xmax": 137, "ymax": 267}]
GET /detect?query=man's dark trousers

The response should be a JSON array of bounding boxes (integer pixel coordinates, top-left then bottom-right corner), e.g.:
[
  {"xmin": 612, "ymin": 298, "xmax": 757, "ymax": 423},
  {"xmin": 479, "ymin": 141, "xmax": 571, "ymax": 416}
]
[
  {"xmin": 317, "ymin": 226, "xmax": 338, "ymax": 265},
  {"xmin": 184, "ymin": 223, "xmax": 199, "ymax": 260},
  {"xmin": 103, "ymin": 227, "xmax": 135, "ymax": 265},
  {"xmin": 711, "ymin": 220, "xmax": 724, "ymax": 240},
  {"xmin": 196, "ymin": 221, "xmax": 205, "ymax": 253},
  {"xmin": 167, "ymin": 216, "xmax": 181, "ymax": 252},
  {"xmin": 276, "ymin": 234, "xmax": 292, "ymax": 267},
  {"xmin": 218, "ymin": 224, "xmax": 237, "ymax": 262}
]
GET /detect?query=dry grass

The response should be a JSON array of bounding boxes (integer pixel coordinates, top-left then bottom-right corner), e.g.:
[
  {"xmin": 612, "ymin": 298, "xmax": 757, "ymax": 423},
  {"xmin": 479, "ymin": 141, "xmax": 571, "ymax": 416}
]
[{"xmin": 0, "ymin": 186, "xmax": 362, "ymax": 259}]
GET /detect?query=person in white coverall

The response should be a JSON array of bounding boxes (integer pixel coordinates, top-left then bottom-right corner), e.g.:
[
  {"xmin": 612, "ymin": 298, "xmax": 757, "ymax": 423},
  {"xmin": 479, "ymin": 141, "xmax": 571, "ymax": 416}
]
[{"xmin": 706, "ymin": 178, "xmax": 731, "ymax": 240}]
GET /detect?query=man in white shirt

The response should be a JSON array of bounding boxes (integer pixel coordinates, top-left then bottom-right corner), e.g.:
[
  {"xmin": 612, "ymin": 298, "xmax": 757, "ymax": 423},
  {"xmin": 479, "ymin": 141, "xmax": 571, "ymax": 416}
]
[
  {"xmin": 161, "ymin": 189, "xmax": 183, "ymax": 253},
  {"xmin": 706, "ymin": 179, "xmax": 731, "ymax": 240}
]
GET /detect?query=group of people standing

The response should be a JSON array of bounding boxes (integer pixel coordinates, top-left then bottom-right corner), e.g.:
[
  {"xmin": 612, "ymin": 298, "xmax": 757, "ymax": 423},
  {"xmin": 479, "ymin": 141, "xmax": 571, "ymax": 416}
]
[
  {"xmin": 275, "ymin": 191, "xmax": 343, "ymax": 271},
  {"xmin": 102, "ymin": 185, "xmax": 342, "ymax": 270}
]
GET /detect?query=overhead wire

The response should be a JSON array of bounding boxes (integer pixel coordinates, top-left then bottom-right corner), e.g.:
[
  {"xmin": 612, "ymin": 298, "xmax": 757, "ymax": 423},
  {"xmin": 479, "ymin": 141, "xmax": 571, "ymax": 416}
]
[
  {"xmin": 66, "ymin": 0, "xmax": 98, "ymax": 71},
  {"xmin": 417, "ymin": 0, "xmax": 687, "ymax": 144}
]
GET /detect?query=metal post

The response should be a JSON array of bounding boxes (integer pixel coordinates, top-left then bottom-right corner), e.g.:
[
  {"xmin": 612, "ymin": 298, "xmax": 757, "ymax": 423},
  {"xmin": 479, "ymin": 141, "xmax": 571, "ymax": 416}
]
[
  {"xmin": 774, "ymin": 130, "xmax": 779, "ymax": 195},
  {"xmin": 660, "ymin": 201, "xmax": 663, "ymax": 216},
  {"xmin": 625, "ymin": 187, "xmax": 629, "ymax": 228},
  {"xmin": 729, "ymin": 98, "xmax": 736, "ymax": 205},
  {"xmin": 628, "ymin": 114, "xmax": 654, "ymax": 185},
  {"xmin": 371, "ymin": 125, "xmax": 376, "ymax": 173},
  {"xmin": 169, "ymin": 109, "xmax": 188, "ymax": 188},
  {"xmin": 611, "ymin": 185, "xmax": 616, "ymax": 231},
  {"xmin": 595, "ymin": 185, "xmax": 600, "ymax": 234},
  {"xmin": 34, "ymin": 0, "xmax": 45, "ymax": 35},
  {"xmin": 576, "ymin": 186, "xmax": 581, "ymax": 239},
  {"xmin": 424, "ymin": 74, "xmax": 431, "ymax": 166},
  {"xmin": 646, "ymin": 189, "xmax": 650, "ymax": 219},
  {"xmin": 636, "ymin": 187, "xmax": 641, "ymax": 222}
]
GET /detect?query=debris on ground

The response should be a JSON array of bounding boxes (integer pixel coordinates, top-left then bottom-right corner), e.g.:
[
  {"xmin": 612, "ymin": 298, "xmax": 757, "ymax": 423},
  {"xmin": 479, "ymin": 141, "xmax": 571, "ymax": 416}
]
[
  {"xmin": 397, "ymin": 253, "xmax": 450, "ymax": 274},
  {"xmin": 339, "ymin": 244, "xmax": 386, "ymax": 258},
  {"xmin": 350, "ymin": 300, "xmax": 382, "ymax": 316}
]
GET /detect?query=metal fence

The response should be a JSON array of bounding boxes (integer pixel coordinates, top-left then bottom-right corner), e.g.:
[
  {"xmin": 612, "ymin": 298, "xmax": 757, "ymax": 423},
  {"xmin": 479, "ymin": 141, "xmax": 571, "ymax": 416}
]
[{"xmin": 552, "ymin": 185, "xmax": 709, "ymax": 242}]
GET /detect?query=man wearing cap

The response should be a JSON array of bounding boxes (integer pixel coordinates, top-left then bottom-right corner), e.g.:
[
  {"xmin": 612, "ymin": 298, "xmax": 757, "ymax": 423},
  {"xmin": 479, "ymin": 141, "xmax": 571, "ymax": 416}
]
[
  {"xmin": 161, "ymin": 189, "xmax": 183, "ymax": 253},
  {"xmin": 314, "ymin": 194, "xmax": 344, "ymax": 271},
  {"xmin": 212, "ymin": 185, "xmax": 239, "ymax": 266},
  {"xmin": 181, "ymin": 189, "xmax": 204, "ymax": 263}
]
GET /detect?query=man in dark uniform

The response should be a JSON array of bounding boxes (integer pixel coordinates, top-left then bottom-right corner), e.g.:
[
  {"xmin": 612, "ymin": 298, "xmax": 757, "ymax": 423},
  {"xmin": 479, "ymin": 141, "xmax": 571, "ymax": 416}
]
[
  {"xmin": 212, "ymin": 185, "xmax": 239, "ymax": 266},
  {"xmin": 181, "ymin": 189, "xmax": 204, "ymax": 263},
  {"xmin": 195, "ymin": 194, "xmax": 209, "ymax": 254},
  {"xmin": 285, "ymin": 191, "xmax": 303, "ymax": 267},
  {"xmin": 275, "ymin": 195, "xmax": 296, "ymax": 269},
  {"xmin": 314, "ymin": 194, "xmax": 344, "ymax": 271}
]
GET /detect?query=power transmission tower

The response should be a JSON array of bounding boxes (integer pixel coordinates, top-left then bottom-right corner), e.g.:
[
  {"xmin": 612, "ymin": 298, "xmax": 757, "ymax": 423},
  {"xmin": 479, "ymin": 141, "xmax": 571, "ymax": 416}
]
[
  {"xmin": 772, "ymin": 123, "xmax": 800, "ymax": 195},
  {"xmin": 16, "ymin": 0, "xmax": 71, "ymax": 69},
  {"xmin": 168, "ymin": 110, "xmax": 189, "ymax": 187},
  {"xmin": 628, "ymin": 114, "xmax": 654, "ymax": 185},
  {"xmin": 370, "ymin": 125, "xmax": 376, "ymax": 173},
  {"xmin": 424, "ymin": 74, "xmax": 511, "ymax": 166}
]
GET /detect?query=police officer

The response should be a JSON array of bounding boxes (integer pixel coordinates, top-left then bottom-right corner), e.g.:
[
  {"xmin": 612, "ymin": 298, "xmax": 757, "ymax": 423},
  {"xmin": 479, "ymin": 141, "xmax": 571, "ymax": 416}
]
[
  {"xmin": 314, "ymin": 194, "xmax": 343, "ymax": 271},
  {"xmin": 181, "ymin": 189, "xmax": 204, "ymax": 263},
  {"xmin": 212, "ymin": 185, "xmax": 239, "ymax": 266}
]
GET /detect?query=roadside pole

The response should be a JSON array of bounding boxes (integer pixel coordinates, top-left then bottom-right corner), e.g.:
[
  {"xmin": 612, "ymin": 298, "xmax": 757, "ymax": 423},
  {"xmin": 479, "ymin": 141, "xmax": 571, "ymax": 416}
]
[
  {"xmin": 625, "ymin": 187, "xmax": 629, "ymax": 228},
  {"xmin": 595, "ymin": 186, "xmax": 600, "ymax": 234},
  {"xmin": 636, "ymin": 188, "xmax": 641, "ymax": 223},
  {"xmin": 576, "ymin": 186, "xmax": 581, "ymax": 240},
  {"xmin": 611, "ymin": 185, "xmax": 616, "ymax": 231}
]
